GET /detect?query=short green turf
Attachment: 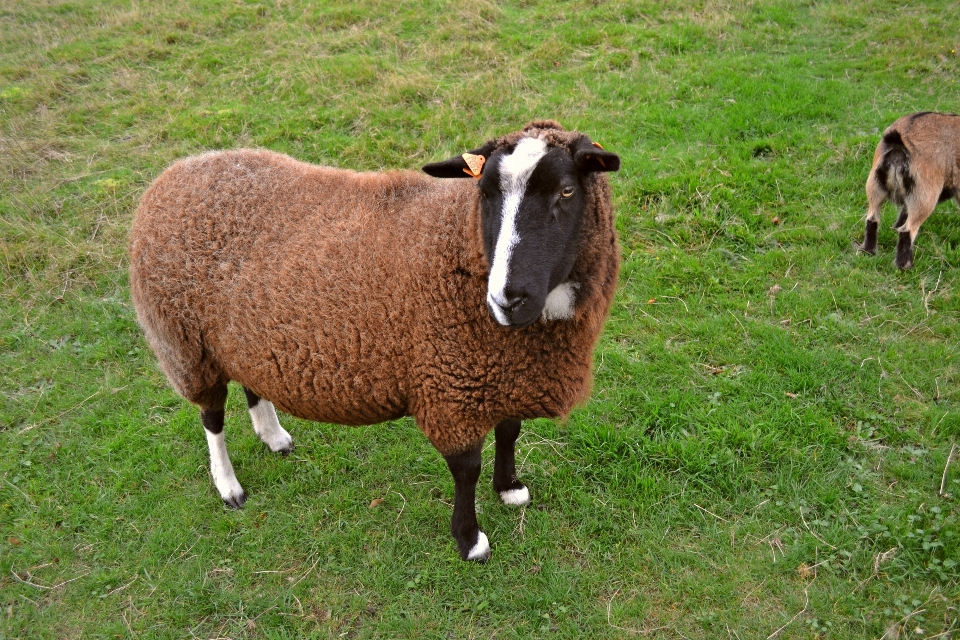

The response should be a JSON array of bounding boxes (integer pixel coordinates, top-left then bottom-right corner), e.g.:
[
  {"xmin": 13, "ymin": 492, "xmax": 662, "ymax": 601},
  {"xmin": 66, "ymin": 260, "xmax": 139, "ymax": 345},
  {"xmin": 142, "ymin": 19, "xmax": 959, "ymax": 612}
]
[{"xmin": 2, "ymin": 0, "xmax": 959, "ymax": 637}]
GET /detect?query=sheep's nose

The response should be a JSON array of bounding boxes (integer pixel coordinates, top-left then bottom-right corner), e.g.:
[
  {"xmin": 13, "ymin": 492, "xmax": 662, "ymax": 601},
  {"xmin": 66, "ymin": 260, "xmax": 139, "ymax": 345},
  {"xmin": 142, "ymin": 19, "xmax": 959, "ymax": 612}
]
[{"xmin": 500, "ymin": 287, "xmax": 528, "ymax": 312}]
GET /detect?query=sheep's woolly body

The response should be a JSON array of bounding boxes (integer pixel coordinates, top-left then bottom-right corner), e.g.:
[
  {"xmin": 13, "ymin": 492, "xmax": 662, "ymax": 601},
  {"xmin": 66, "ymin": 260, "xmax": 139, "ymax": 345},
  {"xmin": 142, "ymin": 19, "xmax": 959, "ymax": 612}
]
[{"xmin": 129, "ymin": 124, "xmax": 619, "ymax": 455}]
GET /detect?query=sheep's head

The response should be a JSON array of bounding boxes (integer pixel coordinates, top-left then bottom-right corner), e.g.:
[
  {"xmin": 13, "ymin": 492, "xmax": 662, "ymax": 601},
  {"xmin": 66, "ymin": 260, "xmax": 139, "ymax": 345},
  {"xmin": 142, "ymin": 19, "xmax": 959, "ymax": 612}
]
[{"xmin": 423, "ymin": 121, "xmax": 620, "ymax": 328}]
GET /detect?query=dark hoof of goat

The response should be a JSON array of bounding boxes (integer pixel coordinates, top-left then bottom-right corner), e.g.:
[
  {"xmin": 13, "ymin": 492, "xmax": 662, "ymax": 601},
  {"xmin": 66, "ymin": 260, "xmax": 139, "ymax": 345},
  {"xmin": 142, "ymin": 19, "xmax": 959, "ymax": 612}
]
[
  {"xmin": 895, "ymin": 232, "xmax": 913, "ymax": 269},
  {"xmin": 859, "ymin": 245, "xmax": 876, "ymax": 255}
]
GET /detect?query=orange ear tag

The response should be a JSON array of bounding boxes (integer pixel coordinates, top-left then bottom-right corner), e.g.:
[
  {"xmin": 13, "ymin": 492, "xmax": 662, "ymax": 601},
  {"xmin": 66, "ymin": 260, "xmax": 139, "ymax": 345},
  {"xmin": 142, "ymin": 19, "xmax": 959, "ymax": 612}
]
[
  {"xmin": 462, "ymin": 153, "xmax": 485, "ymax": 179},
  {"xmin": 590, "ymin": 142, "xmax": 606, "ymax": 167}
]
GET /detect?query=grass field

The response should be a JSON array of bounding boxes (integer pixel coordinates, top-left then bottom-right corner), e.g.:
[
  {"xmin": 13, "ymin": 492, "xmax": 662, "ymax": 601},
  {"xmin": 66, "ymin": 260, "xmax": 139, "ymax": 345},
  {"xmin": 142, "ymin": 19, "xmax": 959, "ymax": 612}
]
[{"xmin": 2, "ymin": 0, "xmax": 960, "ymax": 637}]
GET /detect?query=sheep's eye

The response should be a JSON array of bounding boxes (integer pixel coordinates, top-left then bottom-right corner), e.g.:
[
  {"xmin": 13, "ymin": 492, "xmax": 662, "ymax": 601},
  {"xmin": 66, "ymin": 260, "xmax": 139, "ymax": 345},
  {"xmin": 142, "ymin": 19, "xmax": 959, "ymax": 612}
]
[{"xmin": 561, "ymin": 186, "xmax": 575, "ymax": 199}]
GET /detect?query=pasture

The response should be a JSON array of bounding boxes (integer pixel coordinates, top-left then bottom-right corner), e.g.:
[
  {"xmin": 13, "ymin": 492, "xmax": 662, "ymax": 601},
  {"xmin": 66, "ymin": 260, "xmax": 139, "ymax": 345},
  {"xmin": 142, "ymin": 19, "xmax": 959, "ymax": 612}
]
[{"xmin": 2, "ymin": 0, "xmax": 959, "ymax": 637}]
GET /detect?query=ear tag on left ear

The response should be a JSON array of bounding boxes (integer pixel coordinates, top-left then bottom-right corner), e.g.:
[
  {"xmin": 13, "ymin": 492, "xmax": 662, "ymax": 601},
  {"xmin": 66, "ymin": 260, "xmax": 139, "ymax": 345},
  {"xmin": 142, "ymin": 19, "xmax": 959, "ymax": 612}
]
[
  {"xmin": 590, "ymin": 142, "xmax": 607, "ymax": 168},
  {"xmin": 462, "ymin": 153, "xmax": 485, "ymax": 179}
]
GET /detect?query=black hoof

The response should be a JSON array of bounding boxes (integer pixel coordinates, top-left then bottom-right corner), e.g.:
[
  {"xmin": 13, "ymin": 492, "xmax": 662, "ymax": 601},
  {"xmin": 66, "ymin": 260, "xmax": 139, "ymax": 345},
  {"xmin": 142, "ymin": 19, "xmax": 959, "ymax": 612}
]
[
  {"xmin": 463, "ymin": 549, "xmax": 490, "ymax": 563},
  {"xmin": 895, "ymin": 231, "xmax": 914, "ymax": 269},
  {"xmin": 223, "ymin": 492, "xmax": 247, "ymax": 509}
]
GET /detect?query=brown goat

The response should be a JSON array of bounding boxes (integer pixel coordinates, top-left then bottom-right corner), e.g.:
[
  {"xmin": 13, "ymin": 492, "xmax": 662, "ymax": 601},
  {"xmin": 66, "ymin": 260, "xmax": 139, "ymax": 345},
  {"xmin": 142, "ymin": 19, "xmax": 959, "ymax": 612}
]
[
  {"xmin": 861, "ymin": 112, "xmax": 960, "ymax": 269},
  {"xmin": 129, "ymin": 121, "xmax": 621, "ymax": 561}
]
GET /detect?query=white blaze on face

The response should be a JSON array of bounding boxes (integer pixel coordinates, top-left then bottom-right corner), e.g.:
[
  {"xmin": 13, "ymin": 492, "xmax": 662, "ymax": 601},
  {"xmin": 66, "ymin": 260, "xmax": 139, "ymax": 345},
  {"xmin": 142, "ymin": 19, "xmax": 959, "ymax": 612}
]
[{"xmin": 487, "ymin": 137, "xmax": 548, "ymax": 325}]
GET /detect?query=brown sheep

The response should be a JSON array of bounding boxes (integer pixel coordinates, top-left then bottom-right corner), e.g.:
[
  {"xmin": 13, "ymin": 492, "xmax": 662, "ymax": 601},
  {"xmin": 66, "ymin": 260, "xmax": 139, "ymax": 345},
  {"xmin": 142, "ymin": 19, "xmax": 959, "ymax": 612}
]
[
  {"xmin": 861, "ymin": 111, "xmax": 960, "ymax": 269},
  {"xmin": 129, "ymin": 120, "xmax": 621, "ymax": 561}
]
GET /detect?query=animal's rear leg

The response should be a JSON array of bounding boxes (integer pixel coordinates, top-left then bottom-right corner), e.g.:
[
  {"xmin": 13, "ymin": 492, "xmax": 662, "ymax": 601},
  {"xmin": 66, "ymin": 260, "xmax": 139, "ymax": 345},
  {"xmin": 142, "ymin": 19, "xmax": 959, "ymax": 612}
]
[
  {"xmin": 895, "ymin": 193, "xmax": 938, "ymax": 270},
  {"xmin": 893, "ymin": 206, "xmax": 908, "ymax": 230},
  {"xmin": 444, "ymin": 443, "xmax": 490, "ymax": 562},
  {"xmin": 199, "ymin": 382, "xmax": 246, "ymax": 508},
  {"xmin": 243, "ymin": 387, "xmax": 293, "ymax": 454},
  {"xmin": 894, "ymin": 230, "xmax": 915, "ymax": 270},
  {"xmin": 862, "ymin": 171, "xmax": 887, "ymax": 254},
  {"xmin": 493, "ymin": 419, "xmax": 530, "ymax": 506}
]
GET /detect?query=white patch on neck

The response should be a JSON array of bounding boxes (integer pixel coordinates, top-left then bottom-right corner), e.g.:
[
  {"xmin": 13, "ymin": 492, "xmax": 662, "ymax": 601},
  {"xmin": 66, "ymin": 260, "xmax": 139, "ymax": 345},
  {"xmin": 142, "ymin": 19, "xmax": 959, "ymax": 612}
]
[
  {"xmin": 542, "ymin": 281, "xmax": 579, "ymax": 321},
  {"xmin": 486, "ymin": 137, "xmax": 548, "ymax": 322}
]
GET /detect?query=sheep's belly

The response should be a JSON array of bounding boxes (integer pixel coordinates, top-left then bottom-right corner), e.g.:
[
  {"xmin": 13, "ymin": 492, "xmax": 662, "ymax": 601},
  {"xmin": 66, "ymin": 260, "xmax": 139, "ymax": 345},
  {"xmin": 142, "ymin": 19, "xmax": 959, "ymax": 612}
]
[
  {"xmin": 225, "ymin": 347, "xmax": 409, "ymax": 428},
  {"xmin": 277, "ymin": 398, "xmax": 408, "ymax": 428}
]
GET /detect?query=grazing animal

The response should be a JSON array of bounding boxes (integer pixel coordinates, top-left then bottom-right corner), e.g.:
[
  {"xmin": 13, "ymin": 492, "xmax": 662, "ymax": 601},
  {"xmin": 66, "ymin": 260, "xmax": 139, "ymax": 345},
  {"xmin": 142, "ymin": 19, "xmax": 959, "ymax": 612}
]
[
  {"xmin": 861, "ymin": 111, "xmax": 960, "ymax": 269},
  {"xmin": 128, "ymin": 120, "xmax": 621, "ymax": 561}
]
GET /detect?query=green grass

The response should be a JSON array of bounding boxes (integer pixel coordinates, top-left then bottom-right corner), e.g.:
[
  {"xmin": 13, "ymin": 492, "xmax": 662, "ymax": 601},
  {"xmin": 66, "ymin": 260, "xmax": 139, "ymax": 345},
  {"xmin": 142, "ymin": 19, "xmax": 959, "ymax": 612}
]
[{"xmin": 2, "ymin": 0, "xmax": 959, "ymax": 637}]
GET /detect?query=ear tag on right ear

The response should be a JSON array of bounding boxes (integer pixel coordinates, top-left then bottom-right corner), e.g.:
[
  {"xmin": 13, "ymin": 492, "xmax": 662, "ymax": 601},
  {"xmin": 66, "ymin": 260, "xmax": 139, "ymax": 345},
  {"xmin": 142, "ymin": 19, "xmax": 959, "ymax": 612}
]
[{"xmin": 462, "ymin": 153, "xmax": 485, "ymax": 179}]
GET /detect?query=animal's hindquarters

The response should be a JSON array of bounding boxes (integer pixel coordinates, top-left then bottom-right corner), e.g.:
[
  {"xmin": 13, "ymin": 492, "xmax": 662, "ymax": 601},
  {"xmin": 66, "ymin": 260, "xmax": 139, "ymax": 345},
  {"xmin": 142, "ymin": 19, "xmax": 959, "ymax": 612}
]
[{"xmin": 861, "ymin": 112, "xmax": 960, "ymax": 269}]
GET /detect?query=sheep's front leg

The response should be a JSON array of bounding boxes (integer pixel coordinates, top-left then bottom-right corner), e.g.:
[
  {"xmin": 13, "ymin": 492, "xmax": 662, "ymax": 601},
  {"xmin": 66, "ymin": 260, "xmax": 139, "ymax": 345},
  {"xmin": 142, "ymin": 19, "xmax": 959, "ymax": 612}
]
[
  {"xmin": 443, "ymin": 444, "xmax": 490, "ymax": 562},
  {"xmin": 201, "ymin": 406, "xmax": 247, "ymax": 509},
  {"xmin": 493, "ymin": 419, "xmax": 530, "ymax": 506}
]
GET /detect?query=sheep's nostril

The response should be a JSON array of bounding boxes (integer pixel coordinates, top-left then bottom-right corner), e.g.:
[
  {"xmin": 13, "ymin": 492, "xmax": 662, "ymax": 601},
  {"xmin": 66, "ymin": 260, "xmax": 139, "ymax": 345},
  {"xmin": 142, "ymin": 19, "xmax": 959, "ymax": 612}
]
[{"xmin": 501, "ymin": 288, "xmax": 527, "ymax": 312}]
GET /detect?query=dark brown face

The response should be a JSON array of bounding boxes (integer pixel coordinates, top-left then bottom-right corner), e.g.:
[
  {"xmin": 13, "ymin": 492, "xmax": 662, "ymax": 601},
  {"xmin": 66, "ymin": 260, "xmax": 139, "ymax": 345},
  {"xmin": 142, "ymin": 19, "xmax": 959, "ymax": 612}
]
[{"xmin": 422, "ymin": 133, "xmax": 620, "ymax": 328}]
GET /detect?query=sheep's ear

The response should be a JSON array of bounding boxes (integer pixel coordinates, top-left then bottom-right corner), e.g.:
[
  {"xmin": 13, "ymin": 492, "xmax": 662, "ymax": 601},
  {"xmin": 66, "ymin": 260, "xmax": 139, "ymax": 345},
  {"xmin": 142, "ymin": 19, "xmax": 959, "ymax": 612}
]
[
  {"xmin": 573, "ymin": 139, "xmax": 620, "ymax": 173},
  {"xmin": 423, "ymin": 142, "xmax": 497, "ymax": 179}
]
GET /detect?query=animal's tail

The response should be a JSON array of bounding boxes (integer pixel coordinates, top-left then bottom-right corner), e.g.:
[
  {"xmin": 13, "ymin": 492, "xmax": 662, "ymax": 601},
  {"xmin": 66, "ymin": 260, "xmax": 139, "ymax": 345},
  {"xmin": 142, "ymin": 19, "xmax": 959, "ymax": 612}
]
[{"xmin": 874, "ymin": 129, "xmax": 914, "ymax": 201}]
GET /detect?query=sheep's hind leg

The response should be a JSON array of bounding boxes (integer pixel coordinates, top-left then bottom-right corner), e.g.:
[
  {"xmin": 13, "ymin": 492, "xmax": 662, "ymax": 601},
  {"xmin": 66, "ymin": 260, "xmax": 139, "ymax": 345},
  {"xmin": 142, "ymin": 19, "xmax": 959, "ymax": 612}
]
[
  {"xmin": 200, "ymin": 383, "xmax": 246, "ymax": 508},
  {"xmin": 493, "ymin": 419, "xmax": 530, "ymax": 506},
  {"xmin": 243, "ymin": 387, "xmax": 293, "ymax": 454},
  {"xmin": 444, "ymin": 444, "xmax": 490, "ymax": 562}
]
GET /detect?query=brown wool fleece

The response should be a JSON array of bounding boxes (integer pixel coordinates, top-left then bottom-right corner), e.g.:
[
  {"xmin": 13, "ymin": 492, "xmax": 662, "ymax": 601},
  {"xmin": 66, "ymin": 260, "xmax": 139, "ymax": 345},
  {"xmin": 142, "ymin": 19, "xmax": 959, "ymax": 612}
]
[{"xmin": 129, "ymin": 122, "xmax": 620, "ymax": 455}]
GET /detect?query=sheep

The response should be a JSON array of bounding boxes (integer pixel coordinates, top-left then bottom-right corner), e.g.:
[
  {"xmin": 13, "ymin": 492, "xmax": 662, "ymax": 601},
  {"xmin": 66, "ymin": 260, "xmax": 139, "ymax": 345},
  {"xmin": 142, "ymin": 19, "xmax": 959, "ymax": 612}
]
[
  {"xmin": 128, "ymin": 120, "xmax": 621, "ymax": 561},
  {"xmin": 861, "ymin": 111, "xmax": 960, "ymax": 269}
]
